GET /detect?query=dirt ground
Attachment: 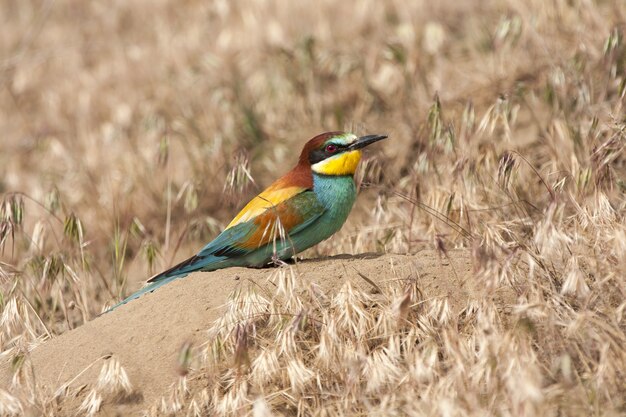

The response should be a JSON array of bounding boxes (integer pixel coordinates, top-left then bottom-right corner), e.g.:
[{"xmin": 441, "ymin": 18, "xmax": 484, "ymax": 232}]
[{"xmin": 1, "ymin": 249, "xmax": 515, "ymax": 415}]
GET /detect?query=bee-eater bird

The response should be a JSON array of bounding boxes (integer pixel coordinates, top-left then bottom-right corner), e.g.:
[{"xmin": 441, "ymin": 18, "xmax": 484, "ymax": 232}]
[{"xmin": 109, "ymin": 131, "xmax": 387, "ymax": 310}]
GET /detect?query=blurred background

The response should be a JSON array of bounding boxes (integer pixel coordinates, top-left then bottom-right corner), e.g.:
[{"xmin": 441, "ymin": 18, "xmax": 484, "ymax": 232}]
[{"xmin": 0, "ymin": 0, "xmax": 624, "ymax": 325}]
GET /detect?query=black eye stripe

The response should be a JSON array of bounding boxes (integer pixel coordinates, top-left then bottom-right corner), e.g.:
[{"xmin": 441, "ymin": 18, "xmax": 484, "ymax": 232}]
[
  {"xmin": 308, "ymin": 143, "xmax": 348, "ymax": 164},
  {"xmin": 309, "ymin": 149, "xmax": 326, "ymax": 164}
]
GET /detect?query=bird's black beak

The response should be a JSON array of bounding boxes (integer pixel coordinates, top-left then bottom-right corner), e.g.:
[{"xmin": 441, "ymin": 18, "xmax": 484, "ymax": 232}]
[{"xmin": 349, "ymin": 134, "xmax": 388, "ymax": 150}]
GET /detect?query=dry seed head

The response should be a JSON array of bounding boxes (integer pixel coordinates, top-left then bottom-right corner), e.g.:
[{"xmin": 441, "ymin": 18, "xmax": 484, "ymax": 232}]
[
  {"xmin": 159, "ymin": 392, "xmax": 183, "ymax": 415},
  {"xmin": 315, "ymin": 315, "xmax": 339, "ymax": 369},
  {"xmin": 233, "ymin": 324, "xmax": 250, "ymax": 370},
  {"xmin": 96, "ymin": 357, "xmax": 133, "ymax": 397},
  {"xmin": 140, "ymin": 239, "xmax": 159, "ymax": 276},
  {"xmin": 477, "ymin": 95, "xmax": 517, "ymax": 141},
  {"xmin": 0, "ymin": 264, "xmax": 8, "ymax": 282},
  {"xmin": 276, "ymin": 325, "xmax": 298, "ymax": 357},
  {"xmin": 608, "ymin": 227, "xmax": 626, "ymax": 265},
  {"xmin": 29, "ymin": 221, "xmax": 47, "ymax": 254},
  {"xmin": 0, "ymin": 220, "xmax": 15, "ymax": 254},
  {"xmin": 194, "ymin": 389, "xmax": 212, "ymax": 415},
  {"xmin": 168, "ymin": 377, "xmax": 189, "ymax": 414},
  {"xmin": 207, "ymin": 287, "xmax": 270, "ymax": 347},
  {"xmin": 427, "ymin": 298, "xmax": 452, "ymax": 325},
  {"xmin": 560, "ymin": 258, "xmax": 590, "ymax": 299},
  {"xmin": 392, "ymin": 289, "xmax": 412, "ymax": 324},
  {"xmin": 410, "ymin": 339, "xmax": 440, "ymax": 384},
  {"xmin": 285, "ymin": 358, "xmax": 315, "ymax": 393},
  {"xmin": 223, "ymin": 151, "xmax": 255, "ymax": 196},
  {"xmin": 177, "ymin": 341, "xmax": 194, "ymax": 377},
  {"xmin": 423, "ymin": 21, "xmax": 447, "ymax": 55},
  {"xmin": 203, "ymin": 334, "xmax": 226, "ymax": 368},
  {"xmin": 273, "ymin": 268, "xmax": 300, "ymax": 304},
  {"xmin": 332, "ymin": 282, "xmax": 374, "ymax": 338},
  {"xmin": 504, "ymin": 354, "xmax": 544, "ymax": 406},
  {"xmin": 215, "ymin": 380, "xmax": 249, "ymax": 417},
  {"xmin": 363, "ymin": 349, "xmax": 402, "ymax": 393},
  {"xmin": 63, "ymin": 212, "xmax": 84, "ymax": 245},
  {"xmin": 78, "ymin": 389, "xmax": 102, "ymax": 417},
  {"xmin": 497, "ymin": 151, "xmax": 516, "ymax": 188},
  {"xmin": 252, "ymin": 397, "xmax": 273, "ymax": 417},
  {"xmin": 1, "ymin": 298, "xmax": 38, "ymax": 343},
  {"xmin": 355, "ymin": 156, "xmax": 384, "ymax": 191},
  {"xmin": 180, "ymin": 181, "xmax": 199, "ymax": 213},
  {"xmin": 0, "ymin": 196, "xmax": 24, "ymax": 226},
  {"xmin": 251, "ymin": 349, "xmax": 280, "ymax": 386},
  {"xmin": 533, "ymin": 203, "xmax": 573, "ymax": 257},
  {"xmin": 0, "ymin": 298, "xmax": 21, "ymax": 336},
  {"xmin": 187, "ymin": 398, "xmax": 204, "ymax": 417},
  {"xmin": 0, "ymin": 389, "xmax": 23, "ymax": 417},
  {"xmin": 12, "ymin": 344, "xmax": 45, "ymax": 400}
]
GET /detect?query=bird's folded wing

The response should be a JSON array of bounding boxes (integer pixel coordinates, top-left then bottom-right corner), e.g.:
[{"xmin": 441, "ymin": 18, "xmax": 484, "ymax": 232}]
[
  {"xmin": 225, "ymin": 185, "xmax": 306, "ymax": 229},
  {"xmin": 197, "ymin": 189, "xmax": 326, "ymax": 258}
]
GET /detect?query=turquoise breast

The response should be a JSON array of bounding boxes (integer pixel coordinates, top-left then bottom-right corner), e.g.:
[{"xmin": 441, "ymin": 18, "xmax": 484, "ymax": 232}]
[
  {"xmin": 286, "ymin": 173, "xmax": 357, "ymax": 251},
  {"xmin": 311, "ymin": 173, "xmax": 357, "ymax": 232}
]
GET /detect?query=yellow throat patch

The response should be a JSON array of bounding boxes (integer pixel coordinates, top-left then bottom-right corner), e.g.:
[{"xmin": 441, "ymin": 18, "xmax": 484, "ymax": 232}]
[{"xmin": 311, "ymin": 150, "xmax": 362, "ymax": 176}]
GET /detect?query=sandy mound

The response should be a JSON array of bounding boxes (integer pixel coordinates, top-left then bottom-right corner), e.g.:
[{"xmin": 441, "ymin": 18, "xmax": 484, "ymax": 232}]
[{"xmin": 2, "ymin": 250, "xmax": 510, "ymax": 415}]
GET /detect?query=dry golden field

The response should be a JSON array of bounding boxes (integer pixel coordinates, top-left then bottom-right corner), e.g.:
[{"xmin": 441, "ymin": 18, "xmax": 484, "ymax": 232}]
[{"xmin": 1, "ymin": 0, "xmax": 625, "ymax": 415}]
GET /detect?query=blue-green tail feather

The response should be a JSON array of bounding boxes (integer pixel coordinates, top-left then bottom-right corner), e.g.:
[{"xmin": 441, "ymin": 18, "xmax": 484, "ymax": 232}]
[
  {"xmin": 105, "ymin": 253, "xmax": 228, "ymax": 312},
  {"xmin": 105, "ymin": 275, "xmax": 184, "ymax": 312}
]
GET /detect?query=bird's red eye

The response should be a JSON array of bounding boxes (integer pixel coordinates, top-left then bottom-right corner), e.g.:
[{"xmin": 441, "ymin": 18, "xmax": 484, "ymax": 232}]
[{"xmin": 325, "ymin": 144, "xmax": 338, "ymax": 153}]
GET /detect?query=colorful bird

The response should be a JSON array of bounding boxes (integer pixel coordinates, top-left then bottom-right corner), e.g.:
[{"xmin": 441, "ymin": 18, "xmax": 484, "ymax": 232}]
[{"xmin": 108, "ymin": 131, "xmax": 387, "ymax": 310}]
